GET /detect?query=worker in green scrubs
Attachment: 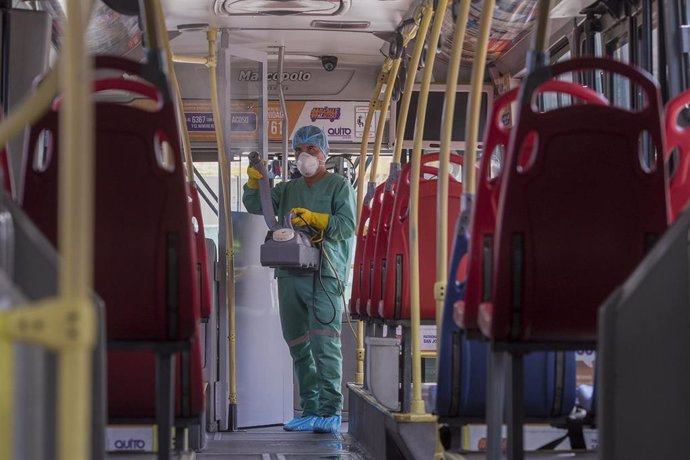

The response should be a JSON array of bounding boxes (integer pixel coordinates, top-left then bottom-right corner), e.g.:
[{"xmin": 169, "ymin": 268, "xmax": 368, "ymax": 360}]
[{"xmin": 242, "ymin": 125, "xmax": 356, "ymax": 433}]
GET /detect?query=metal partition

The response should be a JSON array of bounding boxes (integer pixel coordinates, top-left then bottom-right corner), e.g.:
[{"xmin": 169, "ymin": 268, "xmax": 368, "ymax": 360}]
[
  {"xmin": 0, "ymin": 8, "xmax": 51, "ymax": 195},
  {"xmin": 598, "ymin": 208, "xmax": 690, "ymax": 460},
  {"xmin": 216, "ymin": 41, "xmax": 294, "ymax": 428}
]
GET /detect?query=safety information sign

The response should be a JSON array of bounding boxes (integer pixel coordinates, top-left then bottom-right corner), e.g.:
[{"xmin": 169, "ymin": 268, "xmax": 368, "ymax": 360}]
[
  {"xmin": 420, "ymin": 326, "xmax": 437, "ymax": 352},
  {"xmin": 106, "ymin": 426, "xmax": 155, "ymax": 452},
  {"xmin": 183, "ymin": 99, "xmax": 386, "ymax": 145}
]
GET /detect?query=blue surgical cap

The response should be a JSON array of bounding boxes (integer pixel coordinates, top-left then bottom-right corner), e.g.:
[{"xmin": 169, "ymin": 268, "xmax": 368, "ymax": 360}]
[{"xmin": 292, "ymin": 125, "xmax": 329, "ymax": 157}]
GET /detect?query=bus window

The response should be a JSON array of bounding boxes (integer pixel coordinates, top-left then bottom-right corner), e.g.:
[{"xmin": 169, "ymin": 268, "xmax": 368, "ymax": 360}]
[
  {"xmin": 607, "ymin": 37, "xmax": 633, "ymax": 109},
  {"xmin": 194, "ymin": 161, "xmax": 220, "ymax": 245}
]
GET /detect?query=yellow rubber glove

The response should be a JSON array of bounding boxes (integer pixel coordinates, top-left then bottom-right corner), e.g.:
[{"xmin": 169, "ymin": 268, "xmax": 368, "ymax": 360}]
[
  {"xmin": 291, "ymin": 207, "xmax": 330, "ymax": 231},
  {"xmin": 246, "ymin": 164, "xmax": 264, "ymax": 189}
]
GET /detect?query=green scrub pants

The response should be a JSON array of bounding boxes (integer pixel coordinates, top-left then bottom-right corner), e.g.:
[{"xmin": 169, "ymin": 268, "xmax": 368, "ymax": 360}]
[{"xmin": 278, "ymin": 275, "xmax": 343, "ymax": 417}]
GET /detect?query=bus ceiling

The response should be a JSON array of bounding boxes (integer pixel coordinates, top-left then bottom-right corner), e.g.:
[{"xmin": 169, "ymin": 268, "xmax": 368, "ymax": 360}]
[{"xmin": 36, "ymin": 0, "xmax": 608, "ymax": 83}]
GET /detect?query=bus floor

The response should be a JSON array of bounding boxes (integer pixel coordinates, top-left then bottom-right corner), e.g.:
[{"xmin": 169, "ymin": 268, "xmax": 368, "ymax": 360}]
[
  {"xmin": 106, "ymin": 422, "xmax": 374, "ymax": 459},
  {"xmin": 459, "ymin": 453, "xmax": 597, "ymax": 460}
]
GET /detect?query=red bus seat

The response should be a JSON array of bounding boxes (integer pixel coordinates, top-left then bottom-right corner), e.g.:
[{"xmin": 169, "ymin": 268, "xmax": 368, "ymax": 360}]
[
  {"xmin": 359, "ymin": 183, "xmax": 386, "ymax": 318},
  {"xmin": 108, "ymin": 328, "xmax": 204, "ymax": 418},
  {"xmin": 21, "ymin": 56, "xmax": 205, "ymax": 425},
  {"xmin": 366, "ymin": 180, "xmax": 396, "ymax": 318},
  {"xmin": 379, "ymin": 152, "xmax": 463, "ymax": 320},
  {"xmin": 666, "ymin": 89, "xmax": 690, "ymax": 220},
  {"xmin": 349, "ymin": 190, "xmax": 375, "ymax": 316},
  {"xmin": 456, "ymin": 81, "xmax": 610, "ymax": 332},
  {"xmin": 368, "ymin": 163, "xmax": 439, "ymax": 318},
  {"xmin": 478, "ymin": 57, "xmax": 668, "ymax": 343}
]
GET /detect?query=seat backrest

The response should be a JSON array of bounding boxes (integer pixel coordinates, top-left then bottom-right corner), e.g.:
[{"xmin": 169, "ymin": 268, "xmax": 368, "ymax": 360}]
[
  {"xmin": 380, "ymin": 153, "xmax": 463, "ymax": 320},
  {"xmin": 349, "ymin": 192, "xmax": 374, "ymax": 316},
  {"xmin": 22, "ymin": 56, "xmax": 200, "ymax": 341},
  {"xmin": 368, "ymin": 164, "xmax": 439, "ymax": 318},
  {"xmin": 359, "ymin": 183, "xmax": 386, "ymax": 317},
  {"xmin": 666, "ymin": 89, "xmax": 690, "ymax": 220},
  {"xmin": 458, "ymin": 81, "xmax": 610, "ymax": 332},
  {"xmin": 367, "ymin": 181, "xmax": 397, "ymax": 317},
  {"xmin": 480, "ymin": 57, "xmax": 668, "ymax": 342}
]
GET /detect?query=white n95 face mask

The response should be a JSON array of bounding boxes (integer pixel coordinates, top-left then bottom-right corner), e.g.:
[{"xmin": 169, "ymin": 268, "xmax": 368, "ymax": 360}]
[{"xmin": 297, "ymin": 153, "xmax": 320, "ymax": 178}]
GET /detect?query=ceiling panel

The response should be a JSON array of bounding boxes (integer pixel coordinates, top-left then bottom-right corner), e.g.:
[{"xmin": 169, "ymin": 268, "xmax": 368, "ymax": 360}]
[{"xmin": 163, "ymin": 0, "xmax": 418, "ymax": 63}]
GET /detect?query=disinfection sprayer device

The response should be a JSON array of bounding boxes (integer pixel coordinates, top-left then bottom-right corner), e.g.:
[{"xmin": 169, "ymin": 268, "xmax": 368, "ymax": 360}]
[{"xmin": 248, "ymin": 151, "xmax": 320, "ymax": 270}]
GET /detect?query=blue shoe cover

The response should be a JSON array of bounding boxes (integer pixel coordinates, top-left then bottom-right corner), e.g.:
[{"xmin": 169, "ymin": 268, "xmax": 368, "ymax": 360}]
[
  {"xmin": 313, "ymin": 415, "xmax": 341, "ymax": 433},
  {"xmin": 283, "ymin": 415, "xmax": 319, "ymax": 431}
]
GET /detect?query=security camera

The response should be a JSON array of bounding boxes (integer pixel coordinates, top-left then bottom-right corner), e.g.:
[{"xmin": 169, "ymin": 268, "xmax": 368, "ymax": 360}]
[{"xmin": 321, "ymin": 56, "xmax": 338, "ymax": 72}]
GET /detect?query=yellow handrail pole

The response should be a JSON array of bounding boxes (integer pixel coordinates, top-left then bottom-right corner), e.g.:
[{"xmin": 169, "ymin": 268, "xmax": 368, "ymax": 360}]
[
  {"xmin": 164, "ymin": 55, "xmax": 195, "ymax": 182},
  {"xmin": 392, "ymin": 4, "xmax": 434, "ymax": 165},
  {"xmin": 465, "ymin": 1, "xmax": 495, "ymax": 457},
  {"xmin": 369, "ymin": 58, "xmax": 401, "ymax": 184},
  {"xmin": 434, "ymin": 2, "xmax": 471, "ymax": 457},
  {"xmin": 355, "ymin": 64, "xmax": 388, "ymax": 220},
  {"xmin": 173, "ymin": 55, "xmax": 209, "ymax": 66},
  {"xmin": 353, "ymin": 62, "xmax": 387, "ymax": 386},
  {"xmin": 58, "ymin": 0, "xmax": 95, "ymax": 458},
  {"xmin": 355, "ymin": 3, "xmax": 428, "ymax": 385},
  {"xmin": 534, "ymin": 0, "xmax": 553, "ymax": 56},
  {"xmin": 409, "ymin": 0, "xmax": 446, "ymax": 416},
  {"xmin": 148, "ymin": 2, "xmax": 197, "ymax": 184},
  {"xmin": 464, "ymin": 1, "xmax": 495, "ymax": 197},
  {"xmin": 0, "ymin": 68, "xmax": 57, "ymax": 152},
  {"xmin": 436, "ymin": 0, "xmax": 470, "ymax": 340},
  {"xmin": 206, "ymin": 28, "xmax": 238, "ymax": 410}
]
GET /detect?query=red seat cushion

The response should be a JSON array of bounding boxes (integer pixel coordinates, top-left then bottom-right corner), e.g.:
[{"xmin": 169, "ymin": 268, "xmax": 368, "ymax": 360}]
[{"xmin": 108, "ymin": 329, "xmax": 204, "ymax": 418}]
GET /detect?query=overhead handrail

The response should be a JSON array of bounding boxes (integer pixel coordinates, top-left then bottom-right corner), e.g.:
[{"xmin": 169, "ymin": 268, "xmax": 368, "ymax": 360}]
[
  {"xmin": 355, "ymin": 64, "xmax": 389, "ymax": 219},
  {"xmin": 391, "ymin": 4, "xmax": 434, "ymax": 169},
  {"xmin": 528, "ymin": 0, "xmax": 553, "ymax": 70},
  {"xmin": 163, "ymin": 45, "xmax": 195, "ymax": 182},
  {"xmin": 173, "ymin": 55, "xmax": 209, "ymax": 65},
  {"xmin": 353, "ymin": 62, "xmax": 389, "ymax": 386},
  {"xmin": 356, "ymin": 1, "xmax": 428, "ymax": 216},
  {"xmin": 369, "ymin": 58, "xmax": 401, "ymax": 186},
  {"xmin": 408, "ymin": 0, "xmax": 446, "ymax": 418},
  {"xmin": 353, "ymin": 0, "xmax": 430, "ymax": 387},
  {"xmin": 463, "ymin": 0, "xmax": 495, "ymax": 199},
  {"xmin": 433, "ymin": 2, "xmax": 470, "ymax": 456},
  {"xmin": 436, "ymin": 0, "xmax": 470, "ymax": 340},
  {"xmin": 459, "ymin": 0, "xmax": 498, "ymax": 458},
  {"xmin": 0, "ymin": 1, "xmax": 97, "ymax": 460}
]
